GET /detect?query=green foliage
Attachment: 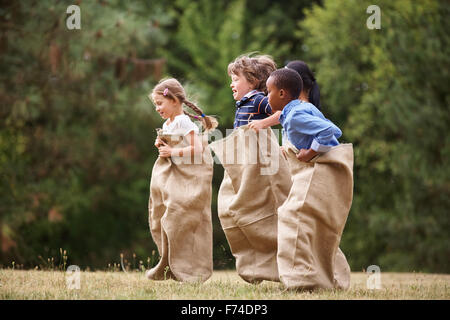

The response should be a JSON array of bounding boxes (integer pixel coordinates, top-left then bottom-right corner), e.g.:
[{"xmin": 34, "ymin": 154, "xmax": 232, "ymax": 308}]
[
  {"xmin": 0, "ymin": 0, "xmax": 168, "ymax": 268},
  {"xmin": 0, "ymin": 0, "xmax": 448, "ymax": 274},
  {"xmin": 299, "ymin": 0, "xmax": 450, "ymax": 272},
  {"xmin": 164, "ymin": 0, "xmax": 319, "ymax": 126}
]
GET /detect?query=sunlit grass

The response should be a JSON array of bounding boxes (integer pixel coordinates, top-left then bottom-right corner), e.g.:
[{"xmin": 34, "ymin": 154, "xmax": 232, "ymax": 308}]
[{"xmin": 0, "ymin": 270, "xmax": 449, "ymax": 300}]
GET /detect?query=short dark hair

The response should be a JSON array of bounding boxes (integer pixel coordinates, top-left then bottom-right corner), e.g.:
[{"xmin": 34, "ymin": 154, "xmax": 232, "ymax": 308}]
[{"xmin": 269, "ymin": 68, "xmax": 303, "ymax": 99}]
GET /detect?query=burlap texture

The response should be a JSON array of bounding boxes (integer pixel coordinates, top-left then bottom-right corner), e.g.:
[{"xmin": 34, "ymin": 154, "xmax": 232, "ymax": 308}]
[
  {"xmin": 147, "ymin": 131, "xmax": 213, "ymax": 282},
  {"xmin": 210, "ymin": 126, "xmax": 292, "ymax": 283},
  {"xmin": 277, "ymin": 140, "xmax": 353, "ymax": 290}
]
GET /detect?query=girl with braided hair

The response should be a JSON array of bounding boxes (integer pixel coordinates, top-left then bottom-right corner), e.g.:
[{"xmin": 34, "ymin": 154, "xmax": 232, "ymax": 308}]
[
  {"xmin": 151, "ymin": 78, "xmax": 218, "ymax": 157},
  {"xmin": 146, "ymin": 78, "xmax": 217, "ymax": 282}
]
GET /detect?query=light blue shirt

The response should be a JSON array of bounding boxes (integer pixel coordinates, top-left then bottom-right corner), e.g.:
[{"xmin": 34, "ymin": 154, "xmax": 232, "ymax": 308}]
[{"xmin": 279, "ymin": 99, "xmax": 342, "ymax": 152}]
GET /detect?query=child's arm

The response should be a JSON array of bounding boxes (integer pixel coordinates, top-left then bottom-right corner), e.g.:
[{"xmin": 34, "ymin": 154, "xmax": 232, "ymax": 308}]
[
  {"xmin": 296, "ymin": 148, "xmax": 319, "ymax": 162},
  {"xmin": 157, "ymin": 131, "xmax": 203, "ymax": 158},
  {"xmin": 287, "ymin": 110, "xmax": 342, "ymax": 162},
  {"xmin": 291, "ymin": 111, "xmax": 342, "ymax": 154},
  {"xmin": 248, "ymin": 111, "xmax": 281, "ymax": 132}
]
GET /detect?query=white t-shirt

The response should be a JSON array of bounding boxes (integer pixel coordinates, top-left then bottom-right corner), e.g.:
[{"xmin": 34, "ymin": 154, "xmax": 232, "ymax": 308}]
[{"xmin": 162, "ymin": 114, "xmax": 199, "ymax": 136}]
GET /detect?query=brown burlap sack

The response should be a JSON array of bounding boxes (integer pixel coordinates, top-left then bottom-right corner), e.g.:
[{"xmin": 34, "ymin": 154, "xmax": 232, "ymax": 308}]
[
  {"xmin": 147, "ymin": 130, "xmax": 213, "ymax": 282},
  {"xmin": 210, "ymin": 125, "xmax": 292, "ymax": 283},
  {"xmin": 277, "ymin": 140, "xmax": 353, "ymax": 290}
]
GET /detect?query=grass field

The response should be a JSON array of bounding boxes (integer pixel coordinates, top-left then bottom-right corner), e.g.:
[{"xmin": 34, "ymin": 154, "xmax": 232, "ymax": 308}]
[{"xmin": 0, "ymin": 270, "xmax": 449, "ymax": 300}]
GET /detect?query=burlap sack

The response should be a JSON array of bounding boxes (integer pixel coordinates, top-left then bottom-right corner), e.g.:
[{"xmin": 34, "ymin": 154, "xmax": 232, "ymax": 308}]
[
  {"xmin": 277, "ymin": 140, "xmax": 353, "ymax": 290},
  {"xmin": 210, "ymin": 125, "xmax": 292, "ymax": 283},
  {"xmin": 147, "ymin": 130, "xmax": 213, "ymax": 282}
]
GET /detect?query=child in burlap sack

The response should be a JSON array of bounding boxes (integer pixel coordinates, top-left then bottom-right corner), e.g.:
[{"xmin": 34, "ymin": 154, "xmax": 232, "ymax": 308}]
[
  {"xmin": 210, "ymin": 54, "xmax": 291, "ymax": 284},
  {"xmin": 146, "ymin": 78, "xmax": 218, "ymax": 282},
  {"xmin": 266, "ymin": 68, "xmax": 353, "ymax": 290}
]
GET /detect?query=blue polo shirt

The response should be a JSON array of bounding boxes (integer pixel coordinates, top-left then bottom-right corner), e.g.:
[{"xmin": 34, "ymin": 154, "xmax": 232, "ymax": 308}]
[
  {"xmin": 233, "ymin": 90, "xmax": 272, "ymax": 128},
  {"xmin": 279, "ymin": 99, "xmax": 342, "ymax": 152}
]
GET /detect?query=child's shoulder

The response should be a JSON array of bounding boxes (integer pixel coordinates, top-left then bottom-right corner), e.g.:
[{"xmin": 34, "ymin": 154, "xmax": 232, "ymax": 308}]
[
  {"xmin": 285, "ymin": 101, "xmax": 322, "ymax": 121},
  {"xmin": 251, "ymin": 91, "xmax": 267, "ymax": 100},
  {"xmin": 299, "ymin": 100, "xmax": 315, "ymax": 109},
  {"xmin": 164, "ymin": 114, "xmax": 196, "ymax": 129},
  {"xmin": 294, "ymin": 100, "xmax": 319, "ymax": 114},
  {"xmin": 250, "ymin": 92, "xmax": 269, "ymax": 106},
  {"xmin": 239, "ymin": 91, "xmax": 268, "ymax": 108},
  {"xmin": 176, "ymin": 113, "xmax": 193, "ymax": 122}
]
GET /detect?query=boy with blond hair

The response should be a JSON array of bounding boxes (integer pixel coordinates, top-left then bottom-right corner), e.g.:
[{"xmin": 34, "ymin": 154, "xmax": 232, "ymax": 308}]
[
  {"xmin": 210, "ymin": 54, "xmax": 291, "ymax": 284},
  {"xmin": 228, "ymin": 54, "xmax": 276, "ymax": 128}
]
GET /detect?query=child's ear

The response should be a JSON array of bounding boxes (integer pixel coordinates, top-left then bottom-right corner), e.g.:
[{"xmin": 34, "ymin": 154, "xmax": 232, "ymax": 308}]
[
  {"xmin": 168, "ymin": 96, "xmax": 180, "ymax": 104},
  {"xmin": 279, "ymin": 89, "xmax": 285, "ymax": 98}
]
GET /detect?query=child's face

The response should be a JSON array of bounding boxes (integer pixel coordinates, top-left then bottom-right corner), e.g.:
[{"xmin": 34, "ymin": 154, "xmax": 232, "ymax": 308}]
[
  {"xmin": 152, "ymin": 94, "xmax": 180, "ymax": 120},
  {"xmin": 266, "ymin": 76, "xmax": 285, "ymax": 111},
  {"xmin": 230, "ymin": 73, "xmax": 255, "ymax": 101}
]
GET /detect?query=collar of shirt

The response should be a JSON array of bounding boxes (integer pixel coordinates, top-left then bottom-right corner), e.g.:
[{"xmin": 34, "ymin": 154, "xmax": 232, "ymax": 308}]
[
  {"xmin": 279, "ymin": 99, "xmax": 302, "ymax": 124},
  {"xmin": 235, "ymin": 90, "xmax": 262, "ymax": 108}
]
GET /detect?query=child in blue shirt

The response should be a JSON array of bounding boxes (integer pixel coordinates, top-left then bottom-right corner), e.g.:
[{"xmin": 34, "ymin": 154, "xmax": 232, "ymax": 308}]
[
  {"xmin": 228, "ymin": 54, "xmax": 276, "ymax": 128},
  {"xmin": 266, "ymin": 67, "xmax": 353, "ymax": 290},
  {"xmin": 266, "ymin": 68, "xmax": 342, "ymax": 161}
]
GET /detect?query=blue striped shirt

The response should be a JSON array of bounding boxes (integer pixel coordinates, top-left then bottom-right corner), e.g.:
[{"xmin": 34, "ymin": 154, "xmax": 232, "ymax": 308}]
[
  {"xmin": 279, "ymin": 99, "xmax": 342, "ymax": 152},
  {"xmin": 234, "ymin": 90, "xmax": 272, "ymax": 128}
]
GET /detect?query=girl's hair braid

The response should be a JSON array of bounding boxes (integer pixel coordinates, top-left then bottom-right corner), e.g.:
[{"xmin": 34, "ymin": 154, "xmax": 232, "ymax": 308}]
[
  {"xmin": 182, "ymin": 99, "xmax": 218, "ymax": 132},
  {"xmin": 150, "ymin": 78, "xmax": 218, "ymax": 132}
]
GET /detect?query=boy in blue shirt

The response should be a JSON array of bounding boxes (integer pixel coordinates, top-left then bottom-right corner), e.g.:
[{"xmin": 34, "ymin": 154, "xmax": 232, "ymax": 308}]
[
  {"xmin": 266, "ymin": 68, "xmax": 342, "ymax": 161},
  {"xmin": 228, "ymin": 54, "xmax": 276, "ymax": 128},
  {"xmin": 266, "ymin": 68, "xmax": 353, "ymax": 290}
]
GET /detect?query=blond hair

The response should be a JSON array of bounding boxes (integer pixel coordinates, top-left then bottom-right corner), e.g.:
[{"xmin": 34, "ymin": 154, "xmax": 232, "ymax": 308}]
[
  {"xmin": 150, "ymin": 78, "xmax": 218, "ymax": 132},
  {"xmin": 227, "ymin": 53, "xmax": 277, "ymax": 94}
]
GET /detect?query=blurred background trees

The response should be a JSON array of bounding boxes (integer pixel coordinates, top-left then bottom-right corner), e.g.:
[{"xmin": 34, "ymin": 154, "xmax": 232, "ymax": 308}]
[
  {"xmin": 0, "ymin": 0, "xmax": 448, "ymax": 272},
  {"xmin": 299, "ymin": 0, "xmax": 449, "ymax": 272},
  {"xmin": 0, "ymin": 0, "xmax": 168, "ymax": 268}
]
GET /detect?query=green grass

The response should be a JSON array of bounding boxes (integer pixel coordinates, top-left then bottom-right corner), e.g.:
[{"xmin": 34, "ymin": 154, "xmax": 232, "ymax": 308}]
[{"xmin": 0, "ymin": 270, "xmax": 449, "ymax": 300}]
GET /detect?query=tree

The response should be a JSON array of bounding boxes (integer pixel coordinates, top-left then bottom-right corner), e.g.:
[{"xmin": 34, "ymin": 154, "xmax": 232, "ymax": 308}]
[
  {"xmin": 0, "ymin": 0, "xmax": 170, "ymax": 268},
  {"xmin": 299, "ymin": 0, "xmax": 450, "ymax": 272}
]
